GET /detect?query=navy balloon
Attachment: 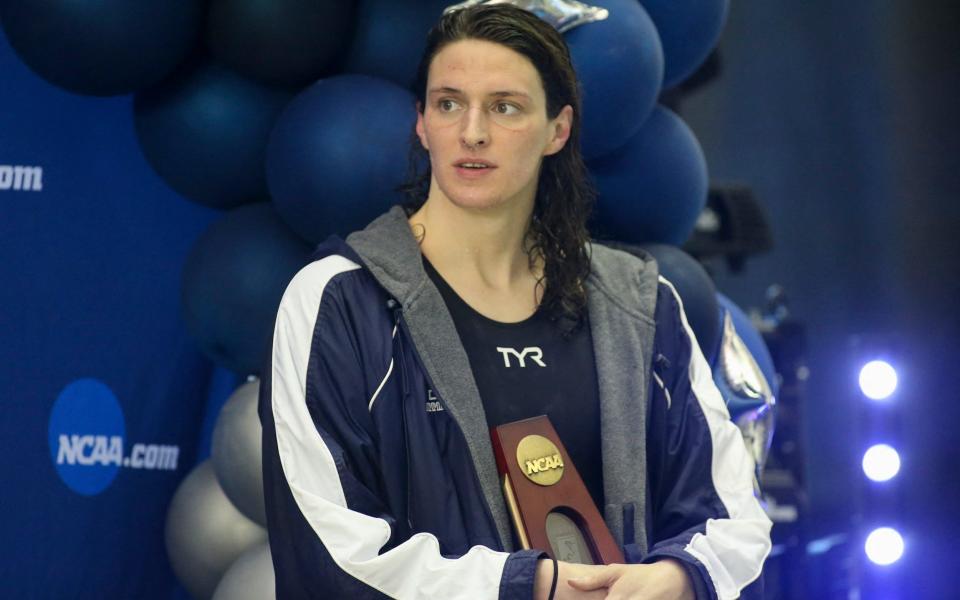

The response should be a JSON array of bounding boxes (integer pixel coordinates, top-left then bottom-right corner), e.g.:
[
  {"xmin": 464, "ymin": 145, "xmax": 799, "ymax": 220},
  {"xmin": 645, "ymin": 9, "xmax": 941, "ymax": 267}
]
[
  {"xmin": 641, "ymin": 244, "xmax": 720, "ymax": 363},
  {"xmin": 343, "ymin": 0, "xmax": 452, "ymax": 88},
  {"xmin": 589, "ymin": 105, "xmax": 707, "ymax": 245},
  {"xmin": 182, "ymin": 203, "xmax": 312, "ymax": 376},
  {"xmin": 565, "ymin": 0, "xmax": 663, "ymax": 160},
  {"xmin": 640, "ymin": 0, "xmax": 729, "ymax": 89},
  {"xmin": 267, "ymin": 75, "xmax": 415, "ymax": 242},
  {"xmin": 135, "ymin": 62, "xmax": 294, "ymax": 209},
  {"xmin": 208, "ymin": 0, "xmax": 357, "ymax": 87},
  {"xmin": 0, "ymin": 1, "xmax": 203, "ymax": 96},
  {"xmin": 716, "ymin": 293, "xmax": 777, "ymax": 397}
]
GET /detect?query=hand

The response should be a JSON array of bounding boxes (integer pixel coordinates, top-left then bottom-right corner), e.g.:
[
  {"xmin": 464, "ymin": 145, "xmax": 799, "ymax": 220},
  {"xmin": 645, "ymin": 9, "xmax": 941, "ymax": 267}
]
[{"xmin": 566, "ymin": 559, "xmax": 695, "ymax": 600}]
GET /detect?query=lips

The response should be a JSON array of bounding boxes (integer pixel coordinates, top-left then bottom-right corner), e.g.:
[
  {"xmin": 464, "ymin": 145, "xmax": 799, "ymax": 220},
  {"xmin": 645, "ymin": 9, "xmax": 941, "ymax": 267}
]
[
  {"xmin": 452, "ymin": 158, "xmax": 497, "ymax": 180},
  {"xmin": 453, "ymin": 159, "xmax": 496, "ymax": 169}
]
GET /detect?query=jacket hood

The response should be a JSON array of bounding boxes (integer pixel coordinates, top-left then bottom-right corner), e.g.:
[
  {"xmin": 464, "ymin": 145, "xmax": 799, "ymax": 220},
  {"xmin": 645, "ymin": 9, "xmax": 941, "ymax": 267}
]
[
  {"xmin": 344, "ymin": 206, "xmax": 427, "ymax": 306},
  {"xmin": 345, "ymin": 204, "xmax": 659, "ymax": 318}
]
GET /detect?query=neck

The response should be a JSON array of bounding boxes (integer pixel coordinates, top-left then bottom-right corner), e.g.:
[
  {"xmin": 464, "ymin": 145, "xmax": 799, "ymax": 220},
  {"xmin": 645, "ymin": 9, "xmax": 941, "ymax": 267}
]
[{"xmin": 409, "ymin": 182, "xmax": 540, "ymax": 290}]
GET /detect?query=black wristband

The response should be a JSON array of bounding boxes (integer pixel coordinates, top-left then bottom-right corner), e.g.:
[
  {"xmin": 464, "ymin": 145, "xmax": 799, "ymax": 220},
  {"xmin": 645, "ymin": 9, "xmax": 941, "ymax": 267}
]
[{"xmin": 547, "ymin": 556, "xmax": 559, "ymax": 600}]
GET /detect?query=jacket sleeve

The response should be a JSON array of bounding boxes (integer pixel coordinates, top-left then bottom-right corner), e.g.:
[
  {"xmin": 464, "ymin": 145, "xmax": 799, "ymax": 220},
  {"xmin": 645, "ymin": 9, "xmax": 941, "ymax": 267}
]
[
  {"xmin": 260, "ymin": 254, "xmax": 542, "ymax": 600},
  {"xmin": 638, "ymin": 277, "xmax": 772, "ymax": 600}
]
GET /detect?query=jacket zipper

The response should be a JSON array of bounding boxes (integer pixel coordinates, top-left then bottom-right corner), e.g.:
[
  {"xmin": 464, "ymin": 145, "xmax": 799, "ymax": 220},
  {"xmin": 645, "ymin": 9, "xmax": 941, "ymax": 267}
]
[{"xmin": 387, "ymin": 298, "xmax": 415, "ymax": 531}]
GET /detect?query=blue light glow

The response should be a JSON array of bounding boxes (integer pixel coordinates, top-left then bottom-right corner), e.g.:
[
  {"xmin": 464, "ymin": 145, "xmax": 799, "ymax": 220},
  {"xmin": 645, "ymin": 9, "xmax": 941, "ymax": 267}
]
[
  {"xmin": 859, "ymin": 360, "xmax": 898, "ymax": 400},
  {"xmin": 862, "ymin": 444, "xmax": 901, "ymax": 482},
  {"xmin": 865, "ymin": 527, "xmax": 904, "ymax": 566}
]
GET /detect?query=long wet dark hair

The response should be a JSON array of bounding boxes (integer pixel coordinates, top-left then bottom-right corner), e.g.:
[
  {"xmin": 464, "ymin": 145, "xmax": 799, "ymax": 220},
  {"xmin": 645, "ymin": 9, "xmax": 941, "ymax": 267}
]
[{"xmin": 400, "ymin": 4, "xmax": 594, "ymax": 334}]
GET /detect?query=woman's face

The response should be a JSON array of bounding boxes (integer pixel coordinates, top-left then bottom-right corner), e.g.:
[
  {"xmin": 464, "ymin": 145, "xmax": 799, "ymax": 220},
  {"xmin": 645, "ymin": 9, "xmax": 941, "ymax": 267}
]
[{"xmin": 416, "ymin": 38, "xmax": 572, "ymax": 215}]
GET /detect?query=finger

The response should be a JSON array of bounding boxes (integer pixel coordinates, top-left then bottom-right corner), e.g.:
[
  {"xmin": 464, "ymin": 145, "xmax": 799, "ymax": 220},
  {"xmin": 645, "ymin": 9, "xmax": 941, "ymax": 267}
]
[{"xmin": 566, "ymin": 567, "xmax": 616, "ymax": 591}]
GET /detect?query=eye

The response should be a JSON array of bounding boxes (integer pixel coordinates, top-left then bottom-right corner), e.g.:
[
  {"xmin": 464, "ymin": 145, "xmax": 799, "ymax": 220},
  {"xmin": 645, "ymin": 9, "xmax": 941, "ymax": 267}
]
[
  {"xmin": 437, "ymin": 98, "xmax": 461, "ymax": 112},
  {"xmin": 493, "ymin": 102, "xmax": 520, "ymax": 116}
]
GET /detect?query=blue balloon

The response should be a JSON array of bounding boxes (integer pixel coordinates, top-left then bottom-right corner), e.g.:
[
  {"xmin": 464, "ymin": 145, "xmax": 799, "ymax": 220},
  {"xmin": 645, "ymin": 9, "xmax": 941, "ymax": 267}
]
[
  {"xmin": 134, "ymin": 62, "xmax": 294, "ymax": 209},
  {"xmin": 0, "ymin": 1, "xmax": 203, "ymax": 96},
  {"xmin": 343, "ymin": 0, "xmax": 452, "ymax": 88},
  {"xmin": 641, "ymin": 244, "xmax": 720, "ymax": 363},
  {"xmin": 716, "ymin": 293, "xmax": 778, "ymax": 399},
  {"xmin": 208, "ymin": 0, "xmax": 357, "ymax": 87},
  {"xmin": 565, "ymin": 0, "xmax": 663, "ymax": 160},
  {"xmin": 182, "ymin": 203, "xmax": 312, "ymax": 376},
  {"xmin": 640, "ymin": 0, "xmax": 729, "ymax": 89},
  {"xmin": 266, "ymin": 74, "xmax": 416, "ymax": 242},
  {"xmin": 589, "ymin": 105, "xmax": 707, "ymax": 245}
]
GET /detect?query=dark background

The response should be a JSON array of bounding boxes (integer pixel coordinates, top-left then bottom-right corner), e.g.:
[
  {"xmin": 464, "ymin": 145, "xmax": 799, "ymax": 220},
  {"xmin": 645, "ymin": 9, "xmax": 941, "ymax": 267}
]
[{"xmin": 683, "ymin": 1, "xmax": 959, "ymax": 596}]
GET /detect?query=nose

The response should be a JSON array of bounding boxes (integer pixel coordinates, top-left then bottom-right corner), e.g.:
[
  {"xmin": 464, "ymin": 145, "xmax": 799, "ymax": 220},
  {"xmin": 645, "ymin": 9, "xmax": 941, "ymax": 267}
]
[{"xmin": 460, "ymin": 106, "xmax": 489, "ymax": 149}]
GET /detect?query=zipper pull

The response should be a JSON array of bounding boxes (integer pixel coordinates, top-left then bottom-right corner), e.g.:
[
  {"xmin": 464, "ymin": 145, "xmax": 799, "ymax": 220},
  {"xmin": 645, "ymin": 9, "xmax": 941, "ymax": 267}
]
[
  {"xmin": 387, "ymin": 298, "xmax": 402, "ymax": 325},
  {"xmin": 655, "ymin": 353, "xmax": 671, "ymax": 372}
]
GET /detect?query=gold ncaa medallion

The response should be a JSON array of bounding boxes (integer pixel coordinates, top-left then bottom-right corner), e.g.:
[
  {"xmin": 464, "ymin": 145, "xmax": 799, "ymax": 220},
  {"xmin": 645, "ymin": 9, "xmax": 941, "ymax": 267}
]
[{"xmin": 516, "ymin": 435, "xmax": 564, "ymax": 486}]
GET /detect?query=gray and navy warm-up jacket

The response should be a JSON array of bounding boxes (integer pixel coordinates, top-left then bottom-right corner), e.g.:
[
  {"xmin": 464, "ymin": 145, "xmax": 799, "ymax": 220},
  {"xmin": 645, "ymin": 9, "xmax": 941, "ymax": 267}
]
[{"xmin": 259, "ymin": 207, "xmax": 771, "ymax": 599}]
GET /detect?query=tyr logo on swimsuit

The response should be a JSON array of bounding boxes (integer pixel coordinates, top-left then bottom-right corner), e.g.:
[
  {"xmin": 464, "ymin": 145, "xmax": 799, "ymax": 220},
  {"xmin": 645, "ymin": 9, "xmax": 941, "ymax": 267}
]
[{"xmin": 496, "ymin": 347, "xmax": 546, "ymax": 368}]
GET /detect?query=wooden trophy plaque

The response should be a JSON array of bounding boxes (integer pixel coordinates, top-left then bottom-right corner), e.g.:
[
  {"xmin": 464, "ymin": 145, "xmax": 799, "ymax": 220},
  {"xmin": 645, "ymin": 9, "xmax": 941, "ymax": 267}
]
[{"xmin": 490, "ymin": 415, "xmax": 624, "ymax": 564}]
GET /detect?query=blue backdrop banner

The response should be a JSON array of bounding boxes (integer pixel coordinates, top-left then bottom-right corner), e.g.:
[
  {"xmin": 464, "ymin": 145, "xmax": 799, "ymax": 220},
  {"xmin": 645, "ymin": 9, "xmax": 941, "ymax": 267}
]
[{"xmin": 0, "ymin": 26, "xmax": 216, "ymax": 599}]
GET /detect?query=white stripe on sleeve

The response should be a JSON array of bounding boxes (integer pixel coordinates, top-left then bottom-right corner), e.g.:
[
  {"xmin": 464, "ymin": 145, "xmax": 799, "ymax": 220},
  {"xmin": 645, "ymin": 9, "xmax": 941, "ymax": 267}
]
[
  {"xmin": 660, "ymin": 277, "xmax": 773, "ymax": 599},
  {"xmin": 271, "ymin": 255, "xmax": 509, "ymax": 599}
]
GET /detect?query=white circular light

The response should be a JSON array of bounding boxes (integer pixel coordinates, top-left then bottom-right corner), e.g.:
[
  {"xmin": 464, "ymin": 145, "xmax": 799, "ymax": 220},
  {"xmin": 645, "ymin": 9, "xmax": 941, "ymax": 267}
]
[
  {"xmin": 862, "ymin": 444, "xmax": 901, "ymax": 482},
  {"xmin": 865, "ymin": 527, "xmax": 904, "ymax": 565},
  {"xmin": 859, "ymin": 360, "xmax": 898, "ymax": 400}
]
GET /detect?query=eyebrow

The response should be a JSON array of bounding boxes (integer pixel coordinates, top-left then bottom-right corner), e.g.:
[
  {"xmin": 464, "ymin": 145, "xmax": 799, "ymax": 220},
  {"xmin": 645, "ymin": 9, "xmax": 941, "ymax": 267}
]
[{"xmin": 427, "ymin": 86, "xmax": 532, "ymax": 100}]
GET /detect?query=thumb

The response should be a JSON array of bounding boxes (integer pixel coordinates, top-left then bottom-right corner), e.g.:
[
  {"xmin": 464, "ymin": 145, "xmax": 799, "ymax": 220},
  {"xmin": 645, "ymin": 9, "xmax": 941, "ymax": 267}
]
[{"xmin": 566, "ymin": 566, "xmax": 617, "ymax": 591}]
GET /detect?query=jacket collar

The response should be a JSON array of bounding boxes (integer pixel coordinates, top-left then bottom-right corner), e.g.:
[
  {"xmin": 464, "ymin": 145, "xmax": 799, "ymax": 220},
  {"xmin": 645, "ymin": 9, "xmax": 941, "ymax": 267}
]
[
  {"xmin": 345, "ymin": 205, "xmax": 427, "ymax": 305},
  {"xmin": 344, "ymin": 205, "xmax": 660, "ymax": 312}
]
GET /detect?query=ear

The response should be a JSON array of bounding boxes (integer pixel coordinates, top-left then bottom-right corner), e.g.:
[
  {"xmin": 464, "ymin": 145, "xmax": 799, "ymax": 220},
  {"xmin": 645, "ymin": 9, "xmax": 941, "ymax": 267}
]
[
  {"xmin": 543, "ymin": 105, "xmax": 573, "ymax": 157},
  {"xmin": 415, "ymin": 102, "xmax": 430, "ymax": 151}
]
